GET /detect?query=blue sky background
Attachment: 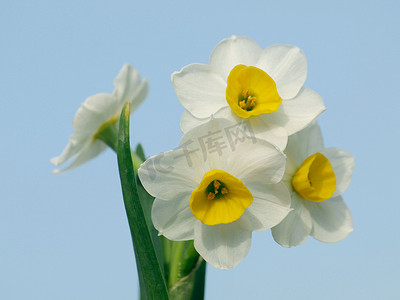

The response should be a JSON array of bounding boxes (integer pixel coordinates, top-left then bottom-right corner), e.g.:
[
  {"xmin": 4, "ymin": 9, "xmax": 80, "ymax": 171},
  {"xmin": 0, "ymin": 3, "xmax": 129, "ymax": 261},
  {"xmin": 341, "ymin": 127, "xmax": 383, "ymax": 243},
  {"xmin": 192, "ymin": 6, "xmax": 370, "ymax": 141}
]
[{"xmin": 1, "ymin": 0, "xmax": 399, "ymax": 299}]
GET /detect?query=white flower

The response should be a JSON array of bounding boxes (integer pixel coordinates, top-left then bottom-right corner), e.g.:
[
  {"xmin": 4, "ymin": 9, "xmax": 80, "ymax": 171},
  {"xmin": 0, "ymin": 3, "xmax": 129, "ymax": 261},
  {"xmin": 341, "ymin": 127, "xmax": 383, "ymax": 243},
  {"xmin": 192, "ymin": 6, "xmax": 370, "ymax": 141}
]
[
  {"xmin": 138, "ymin": 118, "xmax": 291, "ymax": 270},
  {"xmin": 271, "ymin": 122, "xmax": 354, "ymax": 247},
  {"xmin": 51, "ymin": 64, "xmax": 148, "ymax": 174},
  {"xmin": 172, "ymin": 36, "xmax": 326, "ymax": 150}
]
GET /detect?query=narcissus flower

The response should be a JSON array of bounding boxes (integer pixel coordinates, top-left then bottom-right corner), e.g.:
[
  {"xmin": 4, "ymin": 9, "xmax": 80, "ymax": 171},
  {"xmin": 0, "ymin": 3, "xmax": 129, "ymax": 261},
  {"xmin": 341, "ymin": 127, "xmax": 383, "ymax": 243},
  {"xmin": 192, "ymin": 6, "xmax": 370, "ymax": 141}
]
[
  {"xmin": 138, "ymin": 118, "xmax": 291, "ymax": 269},
  {"xmin": 172, "ymin": 36, "xmax": 326, "ymax": 150},
  {"xmin": 271, "ymin": 122, "xmax": 354, "ymax": 247},
  {"xmin": 51, "ymin": 64, "xmax": 148, "ymax": 173}
]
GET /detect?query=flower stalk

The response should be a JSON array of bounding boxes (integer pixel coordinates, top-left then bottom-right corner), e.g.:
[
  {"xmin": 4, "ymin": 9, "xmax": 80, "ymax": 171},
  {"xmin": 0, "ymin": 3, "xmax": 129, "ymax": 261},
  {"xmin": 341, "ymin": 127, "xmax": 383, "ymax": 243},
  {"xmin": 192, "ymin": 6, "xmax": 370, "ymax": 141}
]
[
  {"xmin": 95, "ymin": 121, "xmax": 119, "ymax": 151},
  {"xmin": 168, "ymin": 241, "xmax": 186, "ymax": 288}
]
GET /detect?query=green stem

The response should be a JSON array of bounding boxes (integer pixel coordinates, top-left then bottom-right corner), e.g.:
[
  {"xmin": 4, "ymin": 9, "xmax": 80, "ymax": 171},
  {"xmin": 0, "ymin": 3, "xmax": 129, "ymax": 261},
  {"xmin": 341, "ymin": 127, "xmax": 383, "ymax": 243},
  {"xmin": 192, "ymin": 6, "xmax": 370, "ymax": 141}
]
[
  {"xmin": 168, "ymin": 241, "xmax": 185, "ymax": 288},
  {"xmin": 190, "ymin": 259, "xmax": 206, "ymax": 300},
  {"xmin": 181, "ymin": 241, "xmax": 200, "ymax": 276},
  {"xmin": 168, "ymin": 255, "xmax": 206, "ymax": 300},
  {"xmin": 161, "ymin": 236, "xmax": 172, "ymax": 281}
]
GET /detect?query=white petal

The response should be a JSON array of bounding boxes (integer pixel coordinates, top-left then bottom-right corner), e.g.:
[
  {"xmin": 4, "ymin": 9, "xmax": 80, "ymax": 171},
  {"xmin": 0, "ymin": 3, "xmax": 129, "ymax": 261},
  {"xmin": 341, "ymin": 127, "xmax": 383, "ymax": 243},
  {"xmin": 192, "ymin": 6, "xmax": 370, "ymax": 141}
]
[
  {"xmin": 240, "ymin": 182, "xmax": 291, "ymax": 231},
  {"xmin": 194, "ymin": 220, "xmax": 252, "ymax": 270},
  {"xmin": 180, "ymin": 110, "xmax": 210, "ymax": 133},
  {"xmin": 263, "ymin": 88, "xmax": 326, "ymax": 136},
  {"xmin": 73, "ymin": 93, "xmax": 118, "ymax": 136},
  {"xmin": 285, "ymin": 122, "xmax": 324, "ymax": 167},
  {"xmin": 271, "ymin": 192, "xmax": 312, "ymax": 247},
  {"xmin": 172, "ymin": 63, "xmax": 227, "ymax": 118},
  {"xmin": 257, "ymin": 45, "xmax": 307, "ymax": 99},
  {"xmin": 52, "ymin": 140, "xmax": 107, "ymax": 174},
  {"xmin": 320, "ymin": 148, "xmax": 355, "ymax": 197},
  {"xmin": 113, "ymin": 64, "xmax": 140, "ymax": 99},
  {"xmin": 178, "ymin": 117, "xmax": 235, "ymax": 171},
  {"xmin": 113, "ymin": 64, "xmax": 149, "ymax": 111},
  {"xmin": 129, "ymin": 79, "xmax": 149, "ymax": 112},
  {"xmin": 180, "ymin": 106, "xmax": 239, "ymax": 134},
  {"xmin": 247, "ymin": 115, "xmax": 288, "ymax": 151},
  {"xmin": 151, "ymin": 195, "xmax": 196, "ymax": 241},
  {"xmin": 209, "ymin": 36, "xmax": 262, "ymax": 80},
  {"xmin": 51, "ymin": 93, "xmax": 116, "ymax": 166},
  {"xmin": 178, "ymin": 117, "xmax": 286, "ymax": 181},
  {"xmin": 51, "ymin": 138, "xmax": 89, "ymax": 167},
  {"xmin": 192, "ymin": 106, "xmax": 237, "ymax": 129},
  {"xmin": 305, "ymin": 195, "xmax": 353, "ymax": 243},
  {"xmin": 138, "ymin": 149, "xmax": 203, "ymax": 200},
  {"xmin": 180, "ymin": 107, "xmax": 288, "ymax": 150},
  {"xmin": 225, "ymin": 136, "xmax": 287, "ymax": 185},
  {"xmin": 213, "ymin": 107, "xmax": 289, "ymax": 150}
]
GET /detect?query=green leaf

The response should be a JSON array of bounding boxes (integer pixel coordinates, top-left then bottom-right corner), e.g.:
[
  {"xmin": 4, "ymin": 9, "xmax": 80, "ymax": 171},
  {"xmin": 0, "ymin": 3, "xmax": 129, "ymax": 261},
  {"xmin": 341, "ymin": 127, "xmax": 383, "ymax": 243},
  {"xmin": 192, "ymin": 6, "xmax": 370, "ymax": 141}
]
[
  {"xmin": 169, "ymin": 257, "xmax": 206, "ymax": 300},
  {"xmin": 190, "ymin": 259, "xmax": 206, "ymax": 300},
  {"xmin": 136, "ymin": 176, "xmax": 164, "ymax": 275},
  {"xmin": 168, "ymin": 241, "xmax": 206, "ymax": 300},
  {"xmin": 181, "ymin": 241, "xmax": 200, "ymax": 277},
  {"xmin": 168, "ymin": 241, "xmax": 199, "ymax": 288},
  {"xmin": 134, "ymin": 144, "xmax": 164, "ymax": 276},
  {"xmin": 135, "ymin": 143, "xmax": 146, "ymax": 161},
  {"xmin": 117, "ymin": 102, "xmax": 169, "ymax": 300}
]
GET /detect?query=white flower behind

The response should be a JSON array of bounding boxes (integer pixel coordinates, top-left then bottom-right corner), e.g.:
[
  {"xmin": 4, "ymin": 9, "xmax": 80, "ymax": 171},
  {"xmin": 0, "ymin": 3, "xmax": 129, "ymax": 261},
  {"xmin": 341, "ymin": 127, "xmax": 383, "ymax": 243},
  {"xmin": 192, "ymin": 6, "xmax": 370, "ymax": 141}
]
[
  {"xmin": 138, "ymin": 118, "xmax": 291, "ymax": 270},
  {"xmin": 51, "ymin": 64, "xmax": 148, "ymax": 173},
  {"xmin": 272, "ymin": 122, "xmax": 355, "ymax": 247},
  {"xmin": 172, "ymin": 36, "xmax": 326, "ymax": 151}
]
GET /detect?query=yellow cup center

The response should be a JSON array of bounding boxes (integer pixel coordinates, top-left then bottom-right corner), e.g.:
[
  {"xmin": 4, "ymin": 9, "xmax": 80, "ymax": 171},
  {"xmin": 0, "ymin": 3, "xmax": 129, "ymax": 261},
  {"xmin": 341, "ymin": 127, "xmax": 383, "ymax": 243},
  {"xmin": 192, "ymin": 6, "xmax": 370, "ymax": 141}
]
[
  {"xmin": 292, "ymin": 152, "xmax": 337, "ymax": 202},
  {"xmin": 226, "ymin": 65, "xmax": 282, "ymax": 119},
  {"xmin": 190, "ymin": 169, "xmax": 253, "ymax": 225}
]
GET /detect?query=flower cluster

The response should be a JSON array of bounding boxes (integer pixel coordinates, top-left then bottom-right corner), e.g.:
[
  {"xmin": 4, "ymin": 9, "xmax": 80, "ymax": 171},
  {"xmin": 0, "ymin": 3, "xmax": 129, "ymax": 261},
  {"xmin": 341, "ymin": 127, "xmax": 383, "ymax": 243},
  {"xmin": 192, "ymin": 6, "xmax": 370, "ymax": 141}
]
[
  {"xmin": 52, "ymin": 36, "xmax": 354, "ymax": 271},
  {"xmin": 139, "ymin": 36, "xmax": 354, "ymax": 269}
]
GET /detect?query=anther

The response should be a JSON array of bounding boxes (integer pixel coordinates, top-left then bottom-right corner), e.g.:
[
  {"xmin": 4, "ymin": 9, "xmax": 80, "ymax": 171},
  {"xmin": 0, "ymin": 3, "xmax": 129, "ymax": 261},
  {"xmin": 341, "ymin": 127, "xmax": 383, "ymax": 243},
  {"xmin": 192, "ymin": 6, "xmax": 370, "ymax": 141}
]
[
  {"xmin": 208, "ymin": 192, "xmax": 216, "ymax": 200},
  {"xmin": 213, "ymin": 181, "xmax": 221, "ymax": 189},
  {"xmin": 242, "ymin": 90, "xmax": 250, "ymax": 98}
]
